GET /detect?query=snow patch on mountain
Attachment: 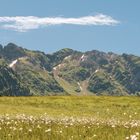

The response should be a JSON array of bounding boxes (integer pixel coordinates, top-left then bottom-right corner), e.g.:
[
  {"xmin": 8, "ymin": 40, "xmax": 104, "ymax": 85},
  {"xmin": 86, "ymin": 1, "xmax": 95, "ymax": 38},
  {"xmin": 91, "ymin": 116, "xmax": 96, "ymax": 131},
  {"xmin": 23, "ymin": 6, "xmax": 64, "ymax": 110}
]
[
  {"xmin": 64, "ymin": 55, "xmax": 71, "ymax": 60},
  {"xmin": 80, "ymin": 54, "xmax": 87, "ymax": 62},
  {"xmin": 9, "ymin": 59, "xmax": 18, "ymax": 68}
]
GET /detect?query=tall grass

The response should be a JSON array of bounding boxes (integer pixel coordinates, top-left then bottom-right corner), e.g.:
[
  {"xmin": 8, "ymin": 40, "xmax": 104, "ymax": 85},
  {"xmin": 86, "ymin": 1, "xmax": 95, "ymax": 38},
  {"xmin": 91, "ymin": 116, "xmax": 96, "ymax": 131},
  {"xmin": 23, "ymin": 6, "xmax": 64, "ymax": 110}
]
[{"xmin": 0, "ymin": 96, "xmax": 140, "ymax": 139}]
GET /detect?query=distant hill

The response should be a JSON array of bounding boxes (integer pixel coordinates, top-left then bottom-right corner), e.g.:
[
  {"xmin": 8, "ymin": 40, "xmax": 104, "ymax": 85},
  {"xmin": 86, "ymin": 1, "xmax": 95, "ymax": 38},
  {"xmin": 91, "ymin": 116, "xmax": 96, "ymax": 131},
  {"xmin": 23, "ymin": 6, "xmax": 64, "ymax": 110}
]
[{"xmin": 0, "ymin": 43, "xmax": 140, "ymax": 96}]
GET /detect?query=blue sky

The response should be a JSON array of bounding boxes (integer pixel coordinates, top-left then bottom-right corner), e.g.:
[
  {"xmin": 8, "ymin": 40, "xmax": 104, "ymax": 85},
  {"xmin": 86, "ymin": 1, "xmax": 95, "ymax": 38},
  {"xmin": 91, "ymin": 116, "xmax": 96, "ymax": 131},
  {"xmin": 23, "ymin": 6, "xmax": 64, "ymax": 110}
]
[{"xmin": 0, "ymin": 0, "xmax": 140, "ymax": 55}]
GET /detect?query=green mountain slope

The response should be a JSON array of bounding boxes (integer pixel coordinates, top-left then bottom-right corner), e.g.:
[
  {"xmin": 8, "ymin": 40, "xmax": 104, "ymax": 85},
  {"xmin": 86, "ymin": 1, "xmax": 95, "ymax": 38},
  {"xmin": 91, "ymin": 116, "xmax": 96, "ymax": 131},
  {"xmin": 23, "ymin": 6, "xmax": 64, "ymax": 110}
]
[
  {"xmin": 0, "ymin": 65, "xmax": 30, "ymax": 96},
  {"xmin": 1, "ymin": 43, "xmax": 140, "ymax": 96}
]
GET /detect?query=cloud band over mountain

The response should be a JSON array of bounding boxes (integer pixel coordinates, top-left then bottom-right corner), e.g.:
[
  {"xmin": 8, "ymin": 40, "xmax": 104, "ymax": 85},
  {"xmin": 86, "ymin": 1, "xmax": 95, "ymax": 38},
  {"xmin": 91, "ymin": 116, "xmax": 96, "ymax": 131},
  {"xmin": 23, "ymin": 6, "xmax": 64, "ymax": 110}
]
[{"xmin": 0, "ymin": 14, "xmax": 120, "ymax": 32}]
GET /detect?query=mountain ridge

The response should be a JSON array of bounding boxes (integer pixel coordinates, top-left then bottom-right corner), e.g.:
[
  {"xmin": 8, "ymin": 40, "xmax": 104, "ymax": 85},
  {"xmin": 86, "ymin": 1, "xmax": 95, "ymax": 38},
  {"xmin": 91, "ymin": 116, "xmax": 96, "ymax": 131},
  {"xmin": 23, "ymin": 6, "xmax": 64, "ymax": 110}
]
[{"xmin": 0, "ymin": 43, "xmax": 140, "ymax": 96}]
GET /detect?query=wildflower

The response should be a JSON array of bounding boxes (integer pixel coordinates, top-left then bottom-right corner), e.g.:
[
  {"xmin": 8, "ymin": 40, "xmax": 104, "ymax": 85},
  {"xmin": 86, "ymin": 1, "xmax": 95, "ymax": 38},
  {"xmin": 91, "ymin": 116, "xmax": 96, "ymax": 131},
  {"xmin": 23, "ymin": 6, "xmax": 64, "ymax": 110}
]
[
  {"xmin": 19, "ymin": 128, "xmax": 23, "ymax": 131},
  {"xmin": 130, "ymin": 135, "xmax": 137, "ymax": 140},
  {"xmin": 13, "ymin": 127, "xmax": 17, "ymax": 131},
  {"xmin": 125, "ymin": 136, "xmax": 129, "ymax": 139},
  {"xmin": 45, "ymin": 128, "xmax": 51, "ymax": 133},
  {"xmin": 111, "ymin": 125, "xmax": 115, "ymax": 128},
  {"xmin": 70, "ymin": 123, "xmax": 73, "ymax": 126},
  {"xmin": 8, "ymin": 134, "xmax": 11, "ymax": 137},
  {"xmin": 37, "ymin": 125, "xmax": 41, "ymax": 129},
  {"xmin": 96, "ymin": 123, "xmax": 99, "ymax": 126},
  {"xmin": 7, "ymin": 122, "xmax": 10, "ymax": 125},
  {"xmin": 9, "ymin": 127, "xmax": 13, "ymax": 129},
  {"xmin": 124, "ymin": 125, "xmax": 129, "ymax": 129},
  {"xmin": 28, "ymin": 129, "xmax": 32, "ymax": 132},
  {"xmin": 6, "ymin": 114, "xmax": 9, "ymax": 117}
]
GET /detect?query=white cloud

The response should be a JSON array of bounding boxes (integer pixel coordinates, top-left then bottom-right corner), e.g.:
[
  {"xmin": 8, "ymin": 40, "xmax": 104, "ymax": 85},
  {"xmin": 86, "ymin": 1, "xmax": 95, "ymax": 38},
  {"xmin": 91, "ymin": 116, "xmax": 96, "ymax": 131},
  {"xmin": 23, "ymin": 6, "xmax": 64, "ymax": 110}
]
[{"xmin": 0, "ymin": 14, "xmax": 120, "ymax": 32}]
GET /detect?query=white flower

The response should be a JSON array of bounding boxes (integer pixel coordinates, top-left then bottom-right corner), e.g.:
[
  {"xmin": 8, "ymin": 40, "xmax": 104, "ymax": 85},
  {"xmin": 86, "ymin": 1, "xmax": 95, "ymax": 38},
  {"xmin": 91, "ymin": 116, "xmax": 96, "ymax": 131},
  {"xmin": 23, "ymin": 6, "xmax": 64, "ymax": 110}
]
[
  {"xmin": 136, "ymin": 132, "xmax": 139, "ymax": 136},
  {"xmin": 13, "ymin": 127, "xmax": 17, "ymax": 131},
  {"xmin": 93, "ymin": 134, "xmax": 97, "ymax": 137},
  {"xmin": 37, "ymin": 125, "xmax": 41, "ymax": 129},
  {"xmin": 45, "ymin": 128, "xmax": 51, "ymax": 133},
  {"xmin": 8, "ymin": 134, "xmax": 11, "ymax": 137},
  {"xmin": 130, "ymin": 135, "xmax": 137, "ymax": 140},
  {"xmin": 7, "ymin": 122, "xmax": 10, "ymax": 125},
  {"xmin": 28, "ymin": 129, "xmax": 32, "ymax": 132},
  {"xmin": 134, "ymin": 112, "xmax": 137, "ymax": 115},
  {"xmin": 111, "ymin": 125, "xmax": 115, "ymax": 128},
  {"xmin": 19, "ymin": 128, "xmax": 23, "ymax": 131}
]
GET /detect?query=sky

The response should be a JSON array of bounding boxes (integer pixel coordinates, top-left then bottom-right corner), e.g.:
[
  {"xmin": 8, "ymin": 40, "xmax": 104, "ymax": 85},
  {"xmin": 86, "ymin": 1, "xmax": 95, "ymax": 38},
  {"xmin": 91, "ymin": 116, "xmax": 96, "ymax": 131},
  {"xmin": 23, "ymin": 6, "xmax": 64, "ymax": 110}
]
[{"xmin": 0, "ymin": 0, "xmax": 140, "ymax": 55}]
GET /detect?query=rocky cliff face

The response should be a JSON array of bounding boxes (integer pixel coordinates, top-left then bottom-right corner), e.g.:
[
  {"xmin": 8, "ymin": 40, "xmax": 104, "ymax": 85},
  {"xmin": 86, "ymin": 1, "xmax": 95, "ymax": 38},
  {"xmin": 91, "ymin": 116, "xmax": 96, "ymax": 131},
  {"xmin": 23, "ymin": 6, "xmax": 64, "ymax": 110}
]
[{"xmin": 0, "ymin": 66, "xmax": 30, "ymax": 96}]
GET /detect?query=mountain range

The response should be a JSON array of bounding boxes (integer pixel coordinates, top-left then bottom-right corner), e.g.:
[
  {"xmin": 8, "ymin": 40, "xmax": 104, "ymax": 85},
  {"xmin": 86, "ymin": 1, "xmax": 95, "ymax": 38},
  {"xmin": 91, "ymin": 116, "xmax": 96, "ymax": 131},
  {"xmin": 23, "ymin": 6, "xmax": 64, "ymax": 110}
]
[{"xmin": 0, "ymin": 43, "xmax": 140, "ymax": 96}]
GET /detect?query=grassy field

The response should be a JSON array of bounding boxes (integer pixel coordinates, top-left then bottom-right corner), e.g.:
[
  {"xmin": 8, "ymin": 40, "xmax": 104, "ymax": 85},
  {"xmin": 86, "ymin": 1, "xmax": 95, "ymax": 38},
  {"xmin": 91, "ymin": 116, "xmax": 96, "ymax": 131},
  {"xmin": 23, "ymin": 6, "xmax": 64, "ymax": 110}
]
[{"xmin": 0, "ymin": 96, "xmax": 140, "ymax": 139}]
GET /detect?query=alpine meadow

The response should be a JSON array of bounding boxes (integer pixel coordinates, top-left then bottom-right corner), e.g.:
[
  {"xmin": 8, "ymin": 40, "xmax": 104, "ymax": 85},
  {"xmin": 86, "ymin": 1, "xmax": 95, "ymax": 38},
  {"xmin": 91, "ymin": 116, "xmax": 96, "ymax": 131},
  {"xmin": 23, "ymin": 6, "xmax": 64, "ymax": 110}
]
[{"xmin": 0, "ymin": 0, "xmax": 140, "ymax": 140}]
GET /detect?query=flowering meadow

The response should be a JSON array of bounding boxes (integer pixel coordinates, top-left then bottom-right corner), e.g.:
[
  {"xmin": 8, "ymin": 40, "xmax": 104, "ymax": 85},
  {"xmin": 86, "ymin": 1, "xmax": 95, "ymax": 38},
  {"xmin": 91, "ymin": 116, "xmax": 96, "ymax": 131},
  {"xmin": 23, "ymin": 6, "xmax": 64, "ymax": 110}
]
[{"xmin": 0, "ymin": 96, "xmax": 140, "ymax": 140}]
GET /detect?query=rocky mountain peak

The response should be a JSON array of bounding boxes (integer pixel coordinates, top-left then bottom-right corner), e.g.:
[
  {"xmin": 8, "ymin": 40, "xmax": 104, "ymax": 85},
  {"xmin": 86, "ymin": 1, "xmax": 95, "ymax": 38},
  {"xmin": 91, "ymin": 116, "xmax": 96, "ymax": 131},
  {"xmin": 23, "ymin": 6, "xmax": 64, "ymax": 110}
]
[{"xmin": 1, "ymin": 43, "xmax": 140, "ymax": 96}]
